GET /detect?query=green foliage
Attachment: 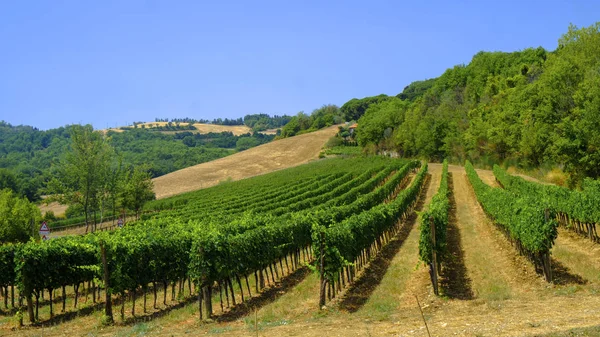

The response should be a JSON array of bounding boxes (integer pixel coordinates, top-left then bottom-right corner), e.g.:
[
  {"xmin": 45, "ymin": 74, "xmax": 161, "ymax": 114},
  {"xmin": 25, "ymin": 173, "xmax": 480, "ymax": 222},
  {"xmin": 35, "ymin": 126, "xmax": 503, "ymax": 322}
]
[
  {"xmin": 356, "ymin": 97, "xmax": 408, "ymax": 148},
  {"xmin": 15, "ymin": 235, "xmax": 99, "ymax": 299},
  {"xmin": 340, "ymin": 95, "xmax": 391, "ymax": 121},
  {"xmin": 493, "ymin": 165, "xmax": 600, "ymax": 225},
  {"xmin": 322, "ymin": 146, "xmax": 362, "ymax": 157},
  {"xmin": 0, "ymin": 244, "xmax": 17, "ymax": 288},
  {"xmin": 348, "ymin": 22, "xmax": 600, "ymax": 182},
  {"xmin": 0, "ymin": 189, "xmax": 41, "ymax": 243},
  {"xmin": 243, "ymin": 114, "xmax": 292, "ymax": 131},
  {"xmin": 419, "ymin": 160, "xmax": 449, "ymax": 265},
  {"xmin": 47, "ymin": 125, "xmax": 112, "ymax": 227},
  {"xmin": 236, "ymin": 136, "xmax": 261, "ymax": 151},
  {"xmin": 120, "ymin": 166, "xmax": 155, "ymax": 219},
  {"xmin": 314, "ymin": 162, "xmax": 426, "ymax": 282},
  {"xmin": 0, "ymin": 121, "xmax": 273, "ymax": 199},
  {"xmin": 465, "ymin": 161, "xmax": 557, "ymax": 254},
  {"xmin": 280, "ymin": 105, "xmax": 342, "ymax": 138},
  {"xmin": 396, "ymin": 78, "xmax": 437, "ymax": 101},
  {"xmin": 0, "ymin": 169, "xmax": 19, "ymax": 194},
  {"xmin": 0, "ymin": 156, "xmax": 414, "ymax": 319}
]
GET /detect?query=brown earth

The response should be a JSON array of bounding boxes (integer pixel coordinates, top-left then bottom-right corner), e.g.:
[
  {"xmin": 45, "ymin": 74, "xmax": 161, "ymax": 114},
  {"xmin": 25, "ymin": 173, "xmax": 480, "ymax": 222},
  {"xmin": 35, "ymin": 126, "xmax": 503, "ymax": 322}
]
[
  {"xmin": 38, "ymin": 201, "xmax": 68, "ymax": 217},
  {"xmin": 152, "ymin": 126, "xmax": 338, "ymax": 199},
  {"xmin": 104, "ymin": 122, "xmax": 277, "ymax": 136}
]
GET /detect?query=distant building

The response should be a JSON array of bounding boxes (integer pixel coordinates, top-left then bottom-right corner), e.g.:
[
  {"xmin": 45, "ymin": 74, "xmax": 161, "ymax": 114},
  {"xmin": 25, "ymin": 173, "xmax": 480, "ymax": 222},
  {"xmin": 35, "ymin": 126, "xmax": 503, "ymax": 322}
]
[{"xmin": 348, "ymin": 123, "xmax": 358, "ymax": 135}]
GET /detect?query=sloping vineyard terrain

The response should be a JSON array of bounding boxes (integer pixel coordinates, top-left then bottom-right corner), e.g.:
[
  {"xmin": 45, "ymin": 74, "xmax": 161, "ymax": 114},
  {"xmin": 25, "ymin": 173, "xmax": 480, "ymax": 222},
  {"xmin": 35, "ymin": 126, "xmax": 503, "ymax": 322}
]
[{"xmin": 3, "ymin": 160, "xmax": 600, "ymax": 337}]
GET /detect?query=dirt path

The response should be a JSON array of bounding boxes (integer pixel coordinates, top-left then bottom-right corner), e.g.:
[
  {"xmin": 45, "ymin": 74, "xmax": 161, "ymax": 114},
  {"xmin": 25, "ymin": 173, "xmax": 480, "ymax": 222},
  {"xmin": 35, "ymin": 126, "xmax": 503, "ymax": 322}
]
[
  {"xmin": 346, "ymin": 168, "xmax": 438, "ymax": 320},
  {"xmin": 447, "ymin": 164, "xmax": 543, "ymax": 301},
  {"xmin": 476, "ymin": 168, "xmax": 501, "ymax": 188}
]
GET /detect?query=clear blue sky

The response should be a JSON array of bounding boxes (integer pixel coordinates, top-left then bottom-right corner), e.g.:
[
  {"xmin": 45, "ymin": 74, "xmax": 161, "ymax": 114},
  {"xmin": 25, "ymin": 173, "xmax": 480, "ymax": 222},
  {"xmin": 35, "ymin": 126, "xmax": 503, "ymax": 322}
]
[{"xmin": 1, "ymin": 0, "xmax": 598, "ymax": 130}]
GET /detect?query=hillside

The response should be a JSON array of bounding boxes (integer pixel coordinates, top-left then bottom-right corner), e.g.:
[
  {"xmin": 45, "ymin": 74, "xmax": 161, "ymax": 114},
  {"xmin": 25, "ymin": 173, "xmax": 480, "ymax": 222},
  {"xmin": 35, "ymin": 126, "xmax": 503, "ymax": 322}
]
[
  {"xmin": 109, "ymin": 122, "xmax": 260, "ymax": 136},
  {"xmin": 0, "ymin": 121, "xmax": 275, "ymax": 201},
  {"xmin": 346, "ymin": 22, "xmax": 600, "ymax": 185},
  {"xmin": 152, "ymin": 125, "xmax": 339, "ymax": 199}
]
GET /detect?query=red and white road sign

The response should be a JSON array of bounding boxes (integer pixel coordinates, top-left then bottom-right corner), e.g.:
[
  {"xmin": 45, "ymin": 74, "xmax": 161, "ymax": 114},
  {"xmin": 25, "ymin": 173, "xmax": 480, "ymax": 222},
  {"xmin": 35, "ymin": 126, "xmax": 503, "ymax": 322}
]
[{"xmin": 39, "ymin": 221, "xmax": 50, "ymax": 241}]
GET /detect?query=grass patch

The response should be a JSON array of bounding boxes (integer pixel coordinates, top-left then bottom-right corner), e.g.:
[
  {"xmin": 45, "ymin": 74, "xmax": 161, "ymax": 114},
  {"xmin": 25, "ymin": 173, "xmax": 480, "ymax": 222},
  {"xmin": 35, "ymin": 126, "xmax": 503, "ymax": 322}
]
[
  {"xmin": 552, "ymin": 245, "xmax": 600, "ymax": 284},
  {"xmin": 553, "ymin": 285, "xmax": 583, "ymax": 297},
  {"xmin": 208, "ymin": 326, "xmax": 233, "ymax": 334},
  {"xmin": 481, "ymin": 283, "xmax": 511, "ymax": 301},
  {"xmin": 323, "ymin": 146, "xmax": 362, "ymax": 156},
  {"xmin": 248, "ymin": 272, "xmax": 320, "ymax": 323},
  {"xmin": 538, "ymin": 325, "xmax": 600, "ymax": 337}
]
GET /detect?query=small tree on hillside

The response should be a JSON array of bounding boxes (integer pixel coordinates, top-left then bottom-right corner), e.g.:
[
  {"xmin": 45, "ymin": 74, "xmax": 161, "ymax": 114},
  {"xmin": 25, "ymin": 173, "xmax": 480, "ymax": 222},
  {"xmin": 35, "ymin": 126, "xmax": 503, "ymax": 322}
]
[{"xmin": 121, "ymin": 166, "xmax": 155, "ymax": 220}]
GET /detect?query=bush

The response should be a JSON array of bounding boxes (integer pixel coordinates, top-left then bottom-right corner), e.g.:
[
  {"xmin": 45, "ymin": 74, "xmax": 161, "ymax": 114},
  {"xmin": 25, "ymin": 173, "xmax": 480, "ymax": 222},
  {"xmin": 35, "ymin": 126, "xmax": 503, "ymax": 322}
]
[{"xmin": 325, "ymin": 136, "xmax": 343, "ymax": 148}]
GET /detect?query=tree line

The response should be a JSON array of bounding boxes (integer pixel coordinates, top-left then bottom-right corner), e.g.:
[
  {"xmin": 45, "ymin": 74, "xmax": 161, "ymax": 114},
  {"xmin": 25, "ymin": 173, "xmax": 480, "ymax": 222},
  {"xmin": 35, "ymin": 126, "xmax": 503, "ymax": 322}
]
[
  {"xmin": 1, "ymin": 125, "xmax": 156, "ymax": 243},
  {"xmin": 349, "ymin": 22, "xmax": 600, "ymax": 185}
]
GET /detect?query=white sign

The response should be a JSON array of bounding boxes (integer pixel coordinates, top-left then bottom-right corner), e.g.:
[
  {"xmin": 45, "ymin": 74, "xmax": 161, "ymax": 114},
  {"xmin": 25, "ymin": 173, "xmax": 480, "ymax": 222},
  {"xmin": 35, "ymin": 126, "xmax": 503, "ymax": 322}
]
[{"xmin": 39, "ymin": 222, "xmax": 50, "ymax": 241}]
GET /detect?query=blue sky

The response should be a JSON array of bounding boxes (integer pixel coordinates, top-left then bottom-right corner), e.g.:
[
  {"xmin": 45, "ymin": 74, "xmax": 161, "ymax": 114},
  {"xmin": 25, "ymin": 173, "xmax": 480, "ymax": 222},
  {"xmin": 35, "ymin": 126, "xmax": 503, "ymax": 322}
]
[{"xmin": 1, "ymin": 0, "xmax": 598, "ymax": 130}]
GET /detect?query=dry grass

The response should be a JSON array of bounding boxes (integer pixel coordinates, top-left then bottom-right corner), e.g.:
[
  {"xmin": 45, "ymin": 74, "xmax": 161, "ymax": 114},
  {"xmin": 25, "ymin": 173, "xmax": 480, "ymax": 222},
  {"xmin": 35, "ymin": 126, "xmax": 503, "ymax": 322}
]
[
  {"xmin": 38, "ymin": 201, "xmax": 68, "ymax": 217},
  {"xmin": 191, "ymin": 123, "xmax": 252, "ymax": 135},
  {"xmin": 103, "ymin": 122, "xmax": 274, "ymax": 136},
  {"xmin": 152, "ymin": 126, "xmax": 339, "ymax": 199},
  {"xmin": 545, "ymin": 168, "xmax": 568, "ymax": 186}
]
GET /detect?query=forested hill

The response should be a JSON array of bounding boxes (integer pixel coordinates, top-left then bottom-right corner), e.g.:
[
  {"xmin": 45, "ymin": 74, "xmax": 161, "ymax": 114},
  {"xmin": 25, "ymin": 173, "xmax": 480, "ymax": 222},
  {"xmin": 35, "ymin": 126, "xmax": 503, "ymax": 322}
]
[
  {"xmin": 346, "ymin": 23, "xmax": 600, "ymax": 184},
  {"xmin": 0, "ymin": 122, "xmax": 274, "ymax": 201}
]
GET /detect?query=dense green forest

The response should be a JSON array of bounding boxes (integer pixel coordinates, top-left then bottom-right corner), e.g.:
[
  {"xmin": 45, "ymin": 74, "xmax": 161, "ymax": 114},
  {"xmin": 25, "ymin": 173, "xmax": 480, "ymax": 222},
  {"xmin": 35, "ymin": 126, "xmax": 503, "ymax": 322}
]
[
  {"xmin": 348, "ymin": 23, "xmax": 600, "ymax": 184},
  {"xmin": 0, "ymin": 122, "xmax": 273, "ymax": 201},
  {"xmin": 280, "ymin": 104, "xmax": 344, "ymax": 137}
]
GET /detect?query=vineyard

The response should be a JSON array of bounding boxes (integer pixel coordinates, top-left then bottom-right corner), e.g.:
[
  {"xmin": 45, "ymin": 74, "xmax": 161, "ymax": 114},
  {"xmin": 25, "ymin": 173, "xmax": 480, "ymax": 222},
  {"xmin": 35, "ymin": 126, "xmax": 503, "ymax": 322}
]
[
  {"xmin": 0, "ymin": 157, "xmax": 422, "ymax": 324},
  {"xmin": 2, "ymin": 158, "xmax": 600, "ymax": 336}
]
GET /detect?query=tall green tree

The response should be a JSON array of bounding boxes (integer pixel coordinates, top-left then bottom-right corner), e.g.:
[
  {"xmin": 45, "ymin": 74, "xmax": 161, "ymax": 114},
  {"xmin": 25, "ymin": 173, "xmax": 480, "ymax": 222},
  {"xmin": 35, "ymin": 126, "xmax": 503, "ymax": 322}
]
[{"xmin": 48, "ymin": 125, "xmax": 112, "ymax": 232}]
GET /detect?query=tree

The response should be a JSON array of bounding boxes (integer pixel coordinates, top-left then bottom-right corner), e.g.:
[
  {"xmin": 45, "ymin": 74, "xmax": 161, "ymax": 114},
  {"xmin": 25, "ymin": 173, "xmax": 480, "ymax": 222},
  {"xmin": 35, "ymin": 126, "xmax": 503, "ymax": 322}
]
[
  {"xmin": 236, "ymin": 137, "xmax": 260, "ymax": 151},
  {"xmin": 102, "ymin": 154, "xmax": 125, "ymax": 225},
  {"xmin": 48, "ymin": 125, "xmax": 111, "ymax": 233},
  {"xmin": 121, "ymin": 166, "xmax": 155, "ymax": 220},
  {"xmin": 0, "ymin": 169, "xmax": 18, "ymax": 194},
  {"xmin": 0, "ymin": 189, "xmax": 41, "ymax": 244},
  {"xmin": 356, "ymin": 98, "xmax": 407, "ymax": 148}
]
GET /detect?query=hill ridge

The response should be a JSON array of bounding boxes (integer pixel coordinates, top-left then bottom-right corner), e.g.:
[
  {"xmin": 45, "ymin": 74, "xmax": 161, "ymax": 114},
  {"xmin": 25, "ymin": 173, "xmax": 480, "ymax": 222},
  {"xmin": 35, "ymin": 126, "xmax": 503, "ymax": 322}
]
[{"xmin": 152, "ymin": 126, "xmax": 339, "ymax": 199}]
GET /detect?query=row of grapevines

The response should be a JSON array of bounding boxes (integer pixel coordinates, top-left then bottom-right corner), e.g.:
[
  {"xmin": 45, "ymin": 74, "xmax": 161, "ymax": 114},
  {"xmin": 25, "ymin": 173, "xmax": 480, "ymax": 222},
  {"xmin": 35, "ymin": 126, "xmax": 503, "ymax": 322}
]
[
  {"xmin": 466, "ymin": 161, "xmax": 557, "ymax": 255},
  {"xmin": 197, "ymin": 162, "xmax": 407, "ymax": 237},
  {"xmin": 187, "ymin": 161, "xmax": 420, "ymax": 311},
  {"xmin": 143, "ymin": 157, "xmax": 370, "ymax": 212},
  {"xmin": 493, "ymin": 165, "xmax": 600, "ymax": 240},
  {"xmin": 145, "ymin": 159, "xmax": 406, "ymax": 228},
  {"xmin": 14, "ymin": 235, "xmax": 98, "ymax": 319},
  {"xmin": 150, "ymin": 172, "xmax": 347, "ymax": 222},
  {"xmin": 143, "ymin": 157, "xmax": 397, "ymax": 224},
  {"xmin": 313, "ymin": 162, "xmax": 427, "ymax": 303},
  {"xmin": 419, "ymin": 159, "xmax": 449, "ymax": 265},
  {"xmin": 142, "ymin": 173, "xmax": 331, "ymax": 220},
  {"xmin": 3, "ymin": 157, "xmax": 412, "ymax": 322}
]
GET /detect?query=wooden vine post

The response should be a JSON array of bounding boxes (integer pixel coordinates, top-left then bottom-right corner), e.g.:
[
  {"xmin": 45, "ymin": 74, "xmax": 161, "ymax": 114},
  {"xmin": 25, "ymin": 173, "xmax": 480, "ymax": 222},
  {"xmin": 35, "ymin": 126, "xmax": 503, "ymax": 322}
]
[
  {"xmin": 544, "ymin": 209, "xmax": 553, "ymax": 283},
  {"xmin": 100, "ymin": 242, "xmax": 114, "ymax": 323},
  {"xmin": 319, "ymin": 230, "xmax": 326, "ymax": 308},
  {"xmin": 429, "ymin": 216, "xmax": 439, "ymax": 296}
]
